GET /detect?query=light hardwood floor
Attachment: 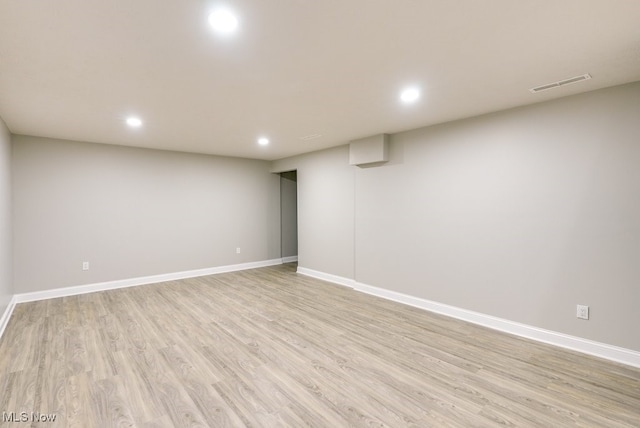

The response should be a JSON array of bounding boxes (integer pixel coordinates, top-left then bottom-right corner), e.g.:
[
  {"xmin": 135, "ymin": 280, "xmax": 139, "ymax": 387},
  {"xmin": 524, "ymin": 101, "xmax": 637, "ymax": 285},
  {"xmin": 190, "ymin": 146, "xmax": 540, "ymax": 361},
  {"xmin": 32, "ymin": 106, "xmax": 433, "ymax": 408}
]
[{"xmin": 1, "ymin": 263, "xmax": 639, "ymax": 427}]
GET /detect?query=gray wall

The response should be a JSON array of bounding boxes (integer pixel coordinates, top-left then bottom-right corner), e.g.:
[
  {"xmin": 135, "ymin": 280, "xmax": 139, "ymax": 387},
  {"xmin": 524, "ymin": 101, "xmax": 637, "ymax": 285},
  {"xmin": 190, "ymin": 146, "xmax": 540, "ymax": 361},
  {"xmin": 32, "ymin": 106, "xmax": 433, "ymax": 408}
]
[
  {"xmin": 0, "ymin": 117, "xmax": 12, "ymax": 315},
  {"xmin": 280, "ymin": 172, "xmax": 298, "ymax": 258},
  {"xmin": 273, "ymin": 146, "xmax": 354, "ymax": 278},
  {"xmin": 273, "ymin": 82, "xmax": 640, "ymax": 352},
  {"xmin": 13, "ymin": 135, "xmax": 281, "ymax": 293}
]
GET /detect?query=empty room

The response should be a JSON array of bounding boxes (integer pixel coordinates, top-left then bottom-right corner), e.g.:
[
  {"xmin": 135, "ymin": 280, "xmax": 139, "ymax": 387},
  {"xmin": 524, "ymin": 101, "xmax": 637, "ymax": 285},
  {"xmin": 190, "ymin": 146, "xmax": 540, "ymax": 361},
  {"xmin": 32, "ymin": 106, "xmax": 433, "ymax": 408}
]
[{"xmin": 1, "ymin": 1, "xmax": 639, "ymax": 427}]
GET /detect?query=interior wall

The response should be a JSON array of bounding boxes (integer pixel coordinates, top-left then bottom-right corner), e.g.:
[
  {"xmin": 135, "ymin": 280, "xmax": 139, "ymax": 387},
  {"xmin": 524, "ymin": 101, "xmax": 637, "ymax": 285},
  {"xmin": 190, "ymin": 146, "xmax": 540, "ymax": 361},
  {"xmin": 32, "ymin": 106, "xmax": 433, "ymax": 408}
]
[
  {"xmin": 12, "ymin": 135, "xmax": 281, "ymax": 293},
  {"xmin": 274, "ymin": 82, "xmax": 640, "ymax": 352},
  {"xmin": 280, "ymin": 171, "xmax": 298, "ymax": 258},
  {"xmin": 272, "ymin": 146, "xmax": 354, "ymax": 278},
  {"xmin": 0, "ymin": 117, "xmax": 12, "ymax": 315}
]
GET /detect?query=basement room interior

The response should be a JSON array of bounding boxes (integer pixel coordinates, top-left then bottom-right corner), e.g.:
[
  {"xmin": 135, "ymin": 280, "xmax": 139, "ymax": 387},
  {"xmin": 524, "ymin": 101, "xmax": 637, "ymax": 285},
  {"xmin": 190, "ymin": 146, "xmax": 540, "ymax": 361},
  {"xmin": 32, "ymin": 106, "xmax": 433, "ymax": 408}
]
[{"xmin": 1, "ymin": 1, "xmax": 639, "ymax": 426}]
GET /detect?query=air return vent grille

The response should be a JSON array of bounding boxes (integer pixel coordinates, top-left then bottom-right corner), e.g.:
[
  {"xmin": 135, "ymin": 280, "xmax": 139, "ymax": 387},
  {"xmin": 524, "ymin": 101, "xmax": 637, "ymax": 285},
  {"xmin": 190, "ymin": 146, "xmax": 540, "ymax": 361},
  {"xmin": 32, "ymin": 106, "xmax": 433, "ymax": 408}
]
[
  {"xmin": 529, "ymin": 74, "xmax": 591, "ymax": 93},
  {"xmin": 300, "ymin": 133, "xmax": 322, "ymax": 141}
]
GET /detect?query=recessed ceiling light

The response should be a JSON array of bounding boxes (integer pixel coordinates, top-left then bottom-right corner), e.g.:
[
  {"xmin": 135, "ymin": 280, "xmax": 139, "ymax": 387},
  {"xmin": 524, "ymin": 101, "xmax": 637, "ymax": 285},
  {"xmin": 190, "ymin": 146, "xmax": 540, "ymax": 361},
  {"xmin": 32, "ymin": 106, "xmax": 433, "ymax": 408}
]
[
  {"xmin": 400, "ymin": 87, "xmax": 420, "ymax": 103},
  {"xmin": 208, "ymin": 8, "xmax": 238, "ymax": 34},
  {"xmin": 126, "ymin": 117, "xmax": 143, "ymax": 127},
  {"xmin": 258, "ymin": 137, "xmax": 269, "ymax": 146}
]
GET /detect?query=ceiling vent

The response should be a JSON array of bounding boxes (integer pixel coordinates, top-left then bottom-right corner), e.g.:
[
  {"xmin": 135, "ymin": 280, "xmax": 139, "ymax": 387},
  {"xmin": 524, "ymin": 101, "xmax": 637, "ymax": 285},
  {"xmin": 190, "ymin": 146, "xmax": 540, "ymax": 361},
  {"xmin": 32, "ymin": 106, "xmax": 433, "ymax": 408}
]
[
  {"xmin": 300, "ymin": 133, "xmax": 322, "ymax": 141},
  {"xmin": 529, "ymin": 74, "xmax": 591, "ymax": 93}
]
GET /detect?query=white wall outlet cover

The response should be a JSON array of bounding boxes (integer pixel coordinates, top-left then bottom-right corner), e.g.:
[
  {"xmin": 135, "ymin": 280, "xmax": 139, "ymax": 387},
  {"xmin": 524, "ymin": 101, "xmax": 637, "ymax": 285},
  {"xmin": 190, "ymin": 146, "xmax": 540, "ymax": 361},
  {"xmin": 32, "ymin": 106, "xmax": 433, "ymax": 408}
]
[{"xmin": 577, "ymin": 304, "xmax": 589, "ymax": 320}]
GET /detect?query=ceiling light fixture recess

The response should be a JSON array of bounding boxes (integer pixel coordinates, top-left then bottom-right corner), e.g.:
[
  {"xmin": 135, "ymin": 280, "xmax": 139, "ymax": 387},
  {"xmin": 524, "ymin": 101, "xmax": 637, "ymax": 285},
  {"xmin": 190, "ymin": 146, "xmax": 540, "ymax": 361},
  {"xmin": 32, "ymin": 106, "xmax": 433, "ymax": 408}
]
[
  {"xmin": 400, "ymin": 87, "xmax": 420, "ymax": 103},
  {"xmin": 208, "ymin": 8, "xmax": 239, "ymax": 34},
  {"xmin": 126, "ymin": 117, "xmax": 143, "ymax": 127},
  {"xmin": 258, "ymin": 137, "xmax": 269, "ymax": 146}
]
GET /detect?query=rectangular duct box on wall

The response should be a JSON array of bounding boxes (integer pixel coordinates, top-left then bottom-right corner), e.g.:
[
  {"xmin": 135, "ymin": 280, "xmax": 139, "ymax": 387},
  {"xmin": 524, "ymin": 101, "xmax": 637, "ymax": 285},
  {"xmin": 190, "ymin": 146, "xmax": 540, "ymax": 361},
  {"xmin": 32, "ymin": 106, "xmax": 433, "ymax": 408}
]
[{"xmin": 349, "ymin": 134, "xmax": 389, "ymax": 166}]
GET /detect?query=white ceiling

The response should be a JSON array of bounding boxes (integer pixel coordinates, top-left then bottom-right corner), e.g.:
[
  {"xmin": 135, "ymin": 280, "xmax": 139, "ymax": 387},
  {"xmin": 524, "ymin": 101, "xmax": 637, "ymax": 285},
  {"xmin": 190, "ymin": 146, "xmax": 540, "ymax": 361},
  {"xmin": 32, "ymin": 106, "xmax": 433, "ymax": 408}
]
[{"xmin": 1, "ymin": 1, "xmax": 639, "ymax": 161}]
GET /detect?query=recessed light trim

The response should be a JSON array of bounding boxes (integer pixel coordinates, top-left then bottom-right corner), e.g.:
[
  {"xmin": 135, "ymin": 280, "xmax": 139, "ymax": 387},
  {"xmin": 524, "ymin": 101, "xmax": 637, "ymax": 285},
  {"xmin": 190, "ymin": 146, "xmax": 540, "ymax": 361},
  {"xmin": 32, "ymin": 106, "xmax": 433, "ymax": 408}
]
[
  {"xmin": 126, "ymin": 117, "xmax": 143, "ymax": 128},
  {"xmin": 400, "ymin": 87, "xmax": 420, "ymax": 103},
  {"xmin": 258, "ymin": 137, "xmax": 269, "ymax": 146},
  {"xmin": 208, "ymin": 8, "xmax": 239, "ymax": 34}
]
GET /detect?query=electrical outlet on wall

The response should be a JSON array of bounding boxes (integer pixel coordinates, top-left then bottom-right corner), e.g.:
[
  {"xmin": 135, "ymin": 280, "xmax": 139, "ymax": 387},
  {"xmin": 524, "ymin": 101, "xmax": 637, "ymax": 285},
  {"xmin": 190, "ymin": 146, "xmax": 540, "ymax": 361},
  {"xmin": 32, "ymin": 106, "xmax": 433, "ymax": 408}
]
[
  {"xmin": 577, "ymin": 304, "xmax": 589, "ymax": 320},
  {"xmin": 82, "ymin": 261, "xmax": 90, "ymax": 271},
  {"xmin": 236, "ymin": 247, "xmax": 241, "ymax": 254}
]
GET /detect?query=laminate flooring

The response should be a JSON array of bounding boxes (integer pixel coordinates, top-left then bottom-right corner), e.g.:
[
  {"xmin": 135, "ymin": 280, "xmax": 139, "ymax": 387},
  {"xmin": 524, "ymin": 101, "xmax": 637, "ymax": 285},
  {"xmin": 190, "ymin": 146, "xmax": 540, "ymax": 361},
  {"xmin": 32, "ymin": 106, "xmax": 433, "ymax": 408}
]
[{"xmin": 1, "ymin": 263, "xmax": 639, "ymax": 427}]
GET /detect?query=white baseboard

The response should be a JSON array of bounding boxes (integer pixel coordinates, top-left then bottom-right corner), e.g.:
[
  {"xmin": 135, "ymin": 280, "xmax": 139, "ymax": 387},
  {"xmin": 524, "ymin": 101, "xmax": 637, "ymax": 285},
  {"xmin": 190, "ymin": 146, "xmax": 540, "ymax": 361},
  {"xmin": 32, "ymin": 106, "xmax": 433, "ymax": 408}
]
[
  {"xmin": 0, "ymin": 296, "xmax": 17, "ymax": 339},
  {"xmin": 14, "ymin": 258, "xmax": 284, "ymax": 304},
  {"xmin": 297, "ymin": 267, "xmax": 355, "ymax": 288},
  {"xmin": 282, "ymin": 256, "xmax": 299, "ymax": 263},
  {"xmin": 297, "ymin": 267, "xmax": 640, "ymax": 369}
]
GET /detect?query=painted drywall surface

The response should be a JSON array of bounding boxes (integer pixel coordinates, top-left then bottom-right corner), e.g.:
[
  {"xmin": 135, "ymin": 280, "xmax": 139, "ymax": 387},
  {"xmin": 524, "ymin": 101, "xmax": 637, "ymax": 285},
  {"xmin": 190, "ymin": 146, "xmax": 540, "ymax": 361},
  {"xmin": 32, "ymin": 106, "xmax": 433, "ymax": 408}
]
[
  {"xmin": 272, "ymin": 146, "xmax": 354, "ymax": 278},
  {"xmin": 13, "ymin": 136, "xmax": 281, "ymax": 293},
  {"xmin": 0, "ymin": 117, "xmax": 12, "ymax": 315},
  {"xmin": 280, "ymin": 172, "xmax": 298, "ymax": 258},
  {"xmin": 272, "ymin": 83, "xmax": 640, "ymax": 351},
  {"xmin": 355, "ymin": 82, "xmax": 640, "ymax": 351}
]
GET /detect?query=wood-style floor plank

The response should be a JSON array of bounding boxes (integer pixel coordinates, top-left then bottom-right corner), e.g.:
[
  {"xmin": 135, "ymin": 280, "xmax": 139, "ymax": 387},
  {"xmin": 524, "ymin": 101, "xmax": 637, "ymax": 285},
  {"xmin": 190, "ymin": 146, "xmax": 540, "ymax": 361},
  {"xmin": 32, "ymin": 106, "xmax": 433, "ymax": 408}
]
[{"xmin": 0, "ymin": 263, "xmax": 639, "ymax": 427}]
